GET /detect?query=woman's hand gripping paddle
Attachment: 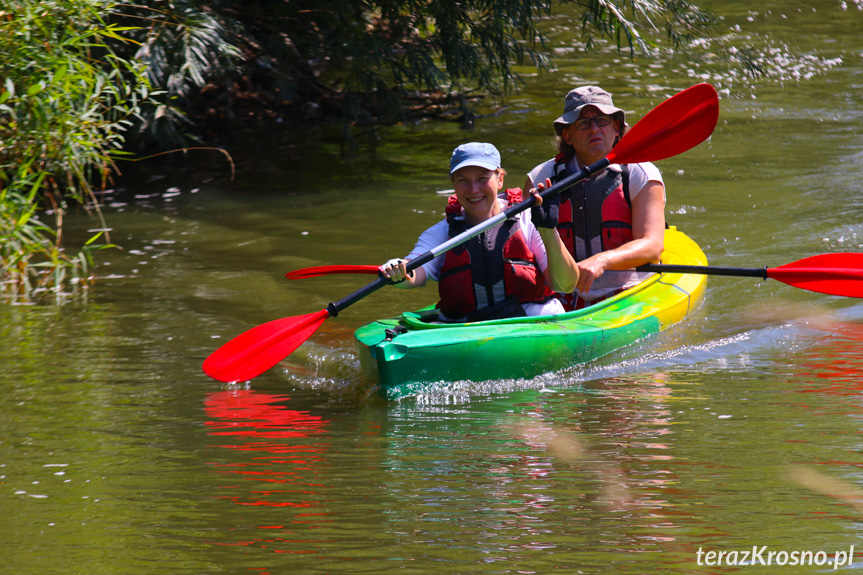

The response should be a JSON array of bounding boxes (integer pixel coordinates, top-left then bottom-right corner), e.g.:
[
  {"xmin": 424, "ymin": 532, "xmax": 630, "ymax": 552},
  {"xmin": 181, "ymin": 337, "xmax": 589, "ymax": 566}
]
[{"xmin": 202, "ymin": 83, "xmax": 720, "ymax": 383}]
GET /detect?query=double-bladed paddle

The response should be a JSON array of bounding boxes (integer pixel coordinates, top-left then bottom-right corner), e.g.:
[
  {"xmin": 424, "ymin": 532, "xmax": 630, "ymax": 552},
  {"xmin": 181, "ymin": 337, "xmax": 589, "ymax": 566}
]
[
  {"xmin": 285, "ymin": 254, "xmax": 863, "ymax": 299},
  {"xmin": 203, "ymin": 82, "xmax": 720, "ymax": 383},
  {"xmin": 639, "ymin": 254, "xmax": 863, "ymax": 298},
  {"xmin": 285, "ymin": 265, "xmax": 381, "ymax": 279}
]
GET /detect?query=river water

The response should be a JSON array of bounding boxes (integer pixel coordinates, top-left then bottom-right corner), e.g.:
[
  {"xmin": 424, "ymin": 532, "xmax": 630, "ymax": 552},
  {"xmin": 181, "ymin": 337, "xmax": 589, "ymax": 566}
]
[{"xmin": 3, "ymin": 2, "xmax": 863, "ymax": 573}]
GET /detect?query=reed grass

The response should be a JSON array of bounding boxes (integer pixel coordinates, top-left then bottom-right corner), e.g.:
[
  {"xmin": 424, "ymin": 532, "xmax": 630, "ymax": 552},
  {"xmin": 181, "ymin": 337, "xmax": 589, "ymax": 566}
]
[{"xmin": 0, "ymin": 0, "xmax": 149, "ymax": 303}]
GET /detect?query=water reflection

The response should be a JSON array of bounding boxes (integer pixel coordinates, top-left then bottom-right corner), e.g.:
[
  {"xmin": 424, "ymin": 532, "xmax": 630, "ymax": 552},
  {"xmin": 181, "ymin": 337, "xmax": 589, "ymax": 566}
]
[
  {"xmin": 203, "ymin": 389, "xmax": 331, "ymax": 553},
  {"xmin": 782, "ymin": 317, "xmax": 863, "ymax": 508},
  {"xmin": 379, "ymin": 376, "xmax": 716, "ymax": 569},
  {"xmin": 794, "ymin": 322, "xmax": 863, "ymax": 400}
]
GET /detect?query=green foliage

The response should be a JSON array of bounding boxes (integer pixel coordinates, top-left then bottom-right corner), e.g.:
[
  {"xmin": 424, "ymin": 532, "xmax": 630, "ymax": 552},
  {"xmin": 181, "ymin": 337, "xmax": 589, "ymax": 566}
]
[
  {"xmin": 110, "ymin": 0, "xmax": 241, "ymax": 150},
  {"xmin": 0, "ymin": 0, "xmax": 149, "ymax": 303},
  {"xmin": 574, "ymin": 0, "xmax": 717, "ymax": 55},
  {"xmin": 98, "ymin": 0, "xmax": 721, "ymax": 134},
  {"xmin": 163, "ymin": 0, "xmax": 720, "ymax": 126},
  {"xmin": 0, "ymin": 0, "xmax": 727, "ymax": 303},
  {"xmin": 228, "ymin": 0, "xmax": 558, "ymax": 123}
]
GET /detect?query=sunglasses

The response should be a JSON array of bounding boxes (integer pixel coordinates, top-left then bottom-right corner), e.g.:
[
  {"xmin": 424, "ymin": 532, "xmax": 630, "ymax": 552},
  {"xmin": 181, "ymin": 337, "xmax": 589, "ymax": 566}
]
[{"xmin": 573, "ymin": 115, "xmax": 613, "ymax": 130}]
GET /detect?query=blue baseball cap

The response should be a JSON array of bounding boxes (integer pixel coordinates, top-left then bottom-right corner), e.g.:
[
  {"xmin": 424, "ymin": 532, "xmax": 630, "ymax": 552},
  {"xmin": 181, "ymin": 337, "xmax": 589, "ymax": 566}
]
[{"xmin": 449, "ymin": 142, "xmax": 501, "ymax": 174}]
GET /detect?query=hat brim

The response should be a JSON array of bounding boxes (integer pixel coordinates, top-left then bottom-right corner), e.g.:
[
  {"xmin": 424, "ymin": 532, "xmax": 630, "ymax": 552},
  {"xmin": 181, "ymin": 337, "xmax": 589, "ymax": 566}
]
[
  {"xmin": 554, "ymin": 105, "xmax": 627, "ymax": 135},
  {"xmin": 450, "ymin": 159, "xmax": 501, "ymax": 174}
]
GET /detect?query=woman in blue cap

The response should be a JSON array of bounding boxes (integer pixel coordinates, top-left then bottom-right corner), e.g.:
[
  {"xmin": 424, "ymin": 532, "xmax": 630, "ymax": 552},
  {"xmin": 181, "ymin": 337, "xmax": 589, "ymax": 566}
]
[
  {"xmin": 524, "ymin": 86, "xmax": 666, "ymax": 309},
  {"xmin": 379, "ymin": 142, "xmax": 579, "ymax": 323}
]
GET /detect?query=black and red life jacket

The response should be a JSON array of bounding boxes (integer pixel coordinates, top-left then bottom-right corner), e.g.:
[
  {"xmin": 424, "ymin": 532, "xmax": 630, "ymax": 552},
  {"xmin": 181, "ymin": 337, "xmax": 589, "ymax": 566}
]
[
  {"xmin": 551, "ymin": 154, "xmax": 633, "ymax": 261},
  {"xmin": 437, "ymin": 189, "xmax": 551, "ymax": 322}
]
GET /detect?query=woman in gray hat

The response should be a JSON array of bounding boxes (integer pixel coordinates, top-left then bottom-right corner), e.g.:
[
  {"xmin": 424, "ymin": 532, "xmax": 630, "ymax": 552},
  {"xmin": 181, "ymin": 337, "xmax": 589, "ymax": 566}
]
[
  {"xmin": 379, "ymin": 142, "xmax": 579, "ymax": 322},
  {"xmin": 524, "ymin": 86, "xmax": 666, "ymax": 309}
]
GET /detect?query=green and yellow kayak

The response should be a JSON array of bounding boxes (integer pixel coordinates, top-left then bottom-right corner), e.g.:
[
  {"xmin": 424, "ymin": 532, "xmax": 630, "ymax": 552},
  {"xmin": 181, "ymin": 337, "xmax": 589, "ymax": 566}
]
[{"xmin": 355, "ymin": 227, "xmax": 707, "ymax": 396}]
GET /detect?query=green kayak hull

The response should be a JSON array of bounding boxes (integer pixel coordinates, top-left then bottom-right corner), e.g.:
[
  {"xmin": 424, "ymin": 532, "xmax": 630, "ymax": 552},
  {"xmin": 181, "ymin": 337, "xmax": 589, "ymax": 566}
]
[{"xmin": 355, "ymin": 228, "xmax": 707, "ymax": 396}]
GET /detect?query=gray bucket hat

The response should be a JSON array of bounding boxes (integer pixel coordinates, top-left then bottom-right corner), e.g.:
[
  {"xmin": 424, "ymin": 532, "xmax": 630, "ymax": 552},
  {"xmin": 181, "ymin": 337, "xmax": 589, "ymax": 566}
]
[{"xmin": 553, "ymin": 86, "xmax": 627, "ymax": 135}]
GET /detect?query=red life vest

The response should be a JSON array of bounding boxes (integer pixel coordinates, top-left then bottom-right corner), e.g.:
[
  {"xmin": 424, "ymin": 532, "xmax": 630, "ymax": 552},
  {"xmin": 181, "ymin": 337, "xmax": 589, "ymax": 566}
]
[
  {"xmin": 551, "ymin": 154, "xmax": 633, "ymax": 261},
  {"xmin": 437, "ymin": 189, "xmax": 551, "ymax": 322}
]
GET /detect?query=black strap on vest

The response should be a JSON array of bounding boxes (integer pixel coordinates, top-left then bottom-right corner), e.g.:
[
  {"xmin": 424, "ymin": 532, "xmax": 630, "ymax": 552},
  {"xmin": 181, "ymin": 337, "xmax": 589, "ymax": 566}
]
[
  {"xmin": 443, "ymin": 219, "xmax": 518, "ymax": 282},
  {"xmin": 440, "ymin": 218, "xmax": 543, "ymax": 322},
  {"xmin": 552, "ymin": 159, "xmax": 631, "ymax": 204},
  {"xmin": 444, "ymin": 219, "xmax": 519, "ymax": 313},
  {"xmin": 552, "ymin": 159, "xmax": 669, "ymax": 232},
  {"xmin": 621, "ymin": 163, "xmax": 631, "ymax": 208}
]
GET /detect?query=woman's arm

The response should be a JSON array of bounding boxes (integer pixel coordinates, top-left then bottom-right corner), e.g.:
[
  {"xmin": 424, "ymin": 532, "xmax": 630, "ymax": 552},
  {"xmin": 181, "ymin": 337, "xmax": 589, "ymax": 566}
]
[
  {"xmin": 537, "ymin": 227, "xmax": 579, "ymax": 293},
  {"xmin": 575, "ymin": 181, "xmax": 665, "ymax": 295},
  {"xmin": 527, "ymin": 179, "xmax": 579, "ymax": 293}
]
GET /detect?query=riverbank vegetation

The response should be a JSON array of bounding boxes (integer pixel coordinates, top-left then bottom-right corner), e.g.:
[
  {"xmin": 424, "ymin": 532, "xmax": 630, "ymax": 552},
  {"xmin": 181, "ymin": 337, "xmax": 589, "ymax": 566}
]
[
  {"xmin": 0, "ymin": 0, "xmax": 155, "ymax": 302},
  {"xmin": 0, "ymin": 0, "xmax": 764, "ymax": 303}
]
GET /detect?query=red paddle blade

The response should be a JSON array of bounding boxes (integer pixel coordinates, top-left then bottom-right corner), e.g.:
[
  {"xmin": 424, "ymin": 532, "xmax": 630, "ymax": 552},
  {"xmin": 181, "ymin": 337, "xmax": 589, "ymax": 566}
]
[
  {"xmin": 767, "ymin": 253, "xmax": 863, "ymax": 298},
  {"xmin": 203, "ymin": 309, "xmax": 331, "ymax": 382},
  {"xmin": 608, "ymin": 83, "xmax": 719, "ymax": 165},
  {"xmin": 286, "ymin": 265, "xmax": 379, "ymax": 279}
]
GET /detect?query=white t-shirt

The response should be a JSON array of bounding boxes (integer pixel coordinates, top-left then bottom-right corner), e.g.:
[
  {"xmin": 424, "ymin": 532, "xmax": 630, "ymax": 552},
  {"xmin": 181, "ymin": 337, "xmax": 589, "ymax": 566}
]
[
  {"xmin": 527, "ymin": 158, "xmax": 663, "ymax": 204},
  {"xmin": 527, "ymin": 158, "xmax": 665, "ymax": 301},
  {"xmin": 406, "ymin": 198, "xmax": 565, "ymax": 318}
]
